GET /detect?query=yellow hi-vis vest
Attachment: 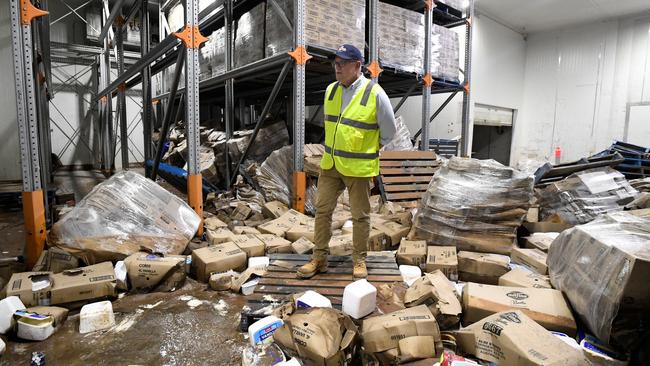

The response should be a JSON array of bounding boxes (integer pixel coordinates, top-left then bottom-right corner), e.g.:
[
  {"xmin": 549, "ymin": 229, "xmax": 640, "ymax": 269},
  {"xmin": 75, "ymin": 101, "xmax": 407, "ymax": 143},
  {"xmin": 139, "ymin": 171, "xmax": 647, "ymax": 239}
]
[{"xmin": 320, "ymin": 79, "xmax": 382, "ymax": 177}]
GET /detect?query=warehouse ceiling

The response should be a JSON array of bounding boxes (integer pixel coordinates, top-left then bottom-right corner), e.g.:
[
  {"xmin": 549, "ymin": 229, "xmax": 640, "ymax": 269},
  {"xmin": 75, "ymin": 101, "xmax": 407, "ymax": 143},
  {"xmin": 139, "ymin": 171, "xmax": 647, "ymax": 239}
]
[{"xmin": 476, "ymin": 0, "xmax": 650, "ymax": 34}]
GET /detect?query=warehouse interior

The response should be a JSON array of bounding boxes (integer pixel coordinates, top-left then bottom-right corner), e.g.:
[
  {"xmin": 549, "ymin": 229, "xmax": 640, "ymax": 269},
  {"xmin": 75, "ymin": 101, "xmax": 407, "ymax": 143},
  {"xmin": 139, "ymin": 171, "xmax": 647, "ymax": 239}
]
[{"xmin": 1, "ymin": 0, "xmax": 649, "ymax": 365}]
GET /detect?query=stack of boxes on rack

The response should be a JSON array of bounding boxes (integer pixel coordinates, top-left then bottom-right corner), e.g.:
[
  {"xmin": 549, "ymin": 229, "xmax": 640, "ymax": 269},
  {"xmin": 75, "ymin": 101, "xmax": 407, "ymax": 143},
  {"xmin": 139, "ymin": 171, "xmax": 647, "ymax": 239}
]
[{"xmin": 155, "ymin": 0, "xmax": 462, "ymax": 95}]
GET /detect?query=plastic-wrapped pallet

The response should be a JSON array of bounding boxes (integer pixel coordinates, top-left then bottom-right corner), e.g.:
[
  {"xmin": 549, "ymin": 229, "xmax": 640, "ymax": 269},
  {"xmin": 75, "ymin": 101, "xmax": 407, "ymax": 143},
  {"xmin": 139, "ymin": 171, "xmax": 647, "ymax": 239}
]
[
  {"xmin": 266, "ymin": 0, "xmax": 365, "ymax": 57},
  {"xmin": 381, "ymin": 116, "xmax": 414, "ymax": 151},
  {"xmin": 48, "ymin": 171, "xmax": 201, "ymax": 264},
  {"xmin": 410, "ymin": 157, "xmax": 534, "ymax": 254},
  {"xmin": 234, "ymin": 2, "xmax": 266, "ymax": 68},
  {"xmin": 547, "ymin": 212, "xmax": 650, "ymax": 351},
  {"xmin": 436, "ymin": 0, "xmax": 463, "ymax": 11},
  {"xmin": 536, "ymin": 167, "xmax": 638, "ymax": 225},
  {"xmin": 200, "ymin": 28, "xmax": 225, "ymax": 80},
  {"xmin": 257, "ymin": 145, "xmax": 320, "ymax": 215},
  {"xmin": 431, "ymin": 24, "xmax": 460, "ymax": 82}
]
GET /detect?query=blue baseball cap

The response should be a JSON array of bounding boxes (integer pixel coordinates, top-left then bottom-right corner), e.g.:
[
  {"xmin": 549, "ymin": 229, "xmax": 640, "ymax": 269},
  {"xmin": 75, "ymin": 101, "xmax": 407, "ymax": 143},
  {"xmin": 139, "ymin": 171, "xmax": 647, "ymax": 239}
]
[{"xmin": 333, "ymin": 44, "xmax": 364, "ymax": 62}]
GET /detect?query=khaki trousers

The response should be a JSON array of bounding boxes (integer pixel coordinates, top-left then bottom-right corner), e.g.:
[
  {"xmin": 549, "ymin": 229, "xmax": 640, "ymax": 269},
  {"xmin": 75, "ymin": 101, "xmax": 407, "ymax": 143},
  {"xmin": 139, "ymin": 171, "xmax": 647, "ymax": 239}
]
[{"xmin": 313, "ymin": 168, "xmax": 371, "ymax": 262}]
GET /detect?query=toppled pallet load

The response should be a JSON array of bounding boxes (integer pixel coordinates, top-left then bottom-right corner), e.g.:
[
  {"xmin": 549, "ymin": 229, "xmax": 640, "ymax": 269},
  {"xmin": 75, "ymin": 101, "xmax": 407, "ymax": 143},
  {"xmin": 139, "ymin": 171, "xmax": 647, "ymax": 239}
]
[
  {"xmin": 536, "ymin": 167, "xmax": 638, "ymax": 224},
  {"xmin": 410, "ymin": 157, "xmax": 534, "ymax": 254},
  {"xmin": 547, "ymin": 212, "xmax": 650, "ymax": 351},
  {"xmin": 48, "ymin": 171, "xmax": 200, "ymax": 264}
]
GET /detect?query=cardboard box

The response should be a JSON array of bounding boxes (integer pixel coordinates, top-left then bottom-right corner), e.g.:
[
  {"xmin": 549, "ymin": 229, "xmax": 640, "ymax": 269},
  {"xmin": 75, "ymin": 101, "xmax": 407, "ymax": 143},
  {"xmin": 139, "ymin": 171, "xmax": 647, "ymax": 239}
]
[
  {"xmin": 367, "ymin": 229, "xmax": 390, "ymax": 251},
  {"xmin": 258, "ymin": 219, "xmax": 294, "ymax": 237},
  {"xmin": 404, "ymin": 271, "xmax": 462, "ymax": 330},
  {"xmin": 425, "ymin": 246, "xmax": 458, "ymax": 281},
  {"xmin": 206, "ymin": 228, "xmax": 235, "ymax": 245},
  {"xmin": 255, "ymin": 234, "xmax": 293, "ymax": 253},
  {"xmin": 462, "ymin": 282, "xmax": 576, "ymax": 335},
  {"xmin": 454, "ymin": 311, "xmax": 589, "ymax": 366},
  {"xmin": 274, "ymin": 307, "xmax": 358, "ymax": 366},
  {"xmin": 232, "ymin": 226, "xmax": 261, "ymax": 235},
  {"xmin": 6, "ymin": 272, "xmax": 53, "ymax": 307},
  {"xmin": 204, "ymin": 216, "xmax": 228, "ymax": 230},
  {"xmin": 123, "ymin": 252, "xmax": 186, "ymax": 292},
  {"xmin": 262, "ymin": 200, "xmax": 289, "ymax": 219},
  {"xmin": 362, "ymin": 305, "xmax": 442, "ymax": 354},
  {"xmin": 231, "ymin": 235, "xmax": 265, "ymax": 257},
  {"xmin": 230, "ymin": 203, "xmax": 252, "ymax": 221},
  {"xmin": 373, "ymin": 221, "xmax": 410, "ymax": 246},
  {"xmin": 329, "ymin": 234, "xmax": 353, "ymax": 256},
  {"xmin": 50, "ymin": 262, "xmax": 117, "ymax": 305},
  {"xmin": 498, "ymin": 268, "xmax": 551, "ymax": 289},
  {"xmin": 396, "ymin": 240, "xmax": 427, "ymax": 267},
  {"xmin": 522, "ymin": 222, "xmax": 572, "ymax": 234},
  {"xmin": 285, "ymin": 224, "xmax": 315, "ymax": 242},
  {"xmin": 47, "ymin": 247, "xmax": 80, "ymax": 273},
  {"xmin": 458, "ymin": 251, "xmax": 510, "ymax": 285},
  {"xmin": 510, "ymin": 247, "xmax": 548, "ymax": 274},
  {"xmin": 192, "ymin": 242, "xmax": 247, "ymax": 282},
  {"xmin": 523, "ymin": 232, "xmax": 559, "ymax": 252},
  {"xmin": 292, "ymin": 237, "xmax": 315, "ymax": 254}
]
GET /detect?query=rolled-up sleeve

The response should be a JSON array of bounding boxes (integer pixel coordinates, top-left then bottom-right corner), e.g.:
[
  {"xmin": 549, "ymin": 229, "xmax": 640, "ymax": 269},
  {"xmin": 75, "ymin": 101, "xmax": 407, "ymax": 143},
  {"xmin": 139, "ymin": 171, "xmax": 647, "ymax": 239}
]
[{"xmin": 375, "ymin": 89, "xmax": 397, "ymax": 145}]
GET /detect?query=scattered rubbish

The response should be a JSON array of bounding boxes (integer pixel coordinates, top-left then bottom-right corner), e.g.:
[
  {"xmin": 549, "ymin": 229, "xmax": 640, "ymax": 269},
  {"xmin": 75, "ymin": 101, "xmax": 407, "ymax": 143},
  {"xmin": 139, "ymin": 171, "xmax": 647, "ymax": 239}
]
[
  {"xmin": 248, "ymin": 315, "xmax": 284, "ymax": 346},
  {"xmin": 213, "ymin": 299, "xmax": 229, "ymax": 316},
  {"xmin": 248, "ymin": 256, "xmax": 270, "ymax": 270},
  {"xmin": 15, "ymin": 311, "xmax": 56, "ymax": 341},
  {"xmin": 396, "ymin": 239, "xmax": 427, "ymax": 267},
  {"xmin": 398, "ymin": 265, "xmax": 421, "ymax": 286},
  {"xmin": 342, "ymin": 279, "xmax": 377, "ymax": 319},
  {"xmin": 209, "ymin": 270, "xmax": 239, "ymax": 291},
  {"xmin": 79, "ymin": 301, "xmax": 115, "ymax": 334},
  {"xmin": 31, "ymin": 351, "xmax": 45, "ymax": 366},
  {"xmin": 241, "ymin": 278, "xmax": 260, "ymax": 296},
  {"xmin": 192, "ymin": 242, "xmax": 247, "ymax": 282},
  {"xmin": 187, "ymin": 299, "xmax": 203, "ymax": 308},
  {"xmin": 457, "ymin": 251, "xmax": 510, "ymax": 285},
  {"xmin": 404, "ymin": 271, "xmax": 462, "ymax": 330},
  {"xmin": 124, "ymin": 252, "xmax": 187, "ymax": 292},
  {"xmin": 241, "ymin": 343, "xmax": 286, "ymax": 366},
  {"xmin": 0, "ymin": 296, "xmax": 26, "ymax": 334},
  {"xmin": 426, "ymin": 246, "xmax": 458, "ymax": 281},
  {"xmin": 114, "ymin": 261, "xmax": 128, "ymax": 291},
  {"xmin": 498, "ymin": 267, "xmax": 551, "ymax": 289},
  {"xmin": 295, "ymin": 290, "xmax": 332, "ymax": 309}
]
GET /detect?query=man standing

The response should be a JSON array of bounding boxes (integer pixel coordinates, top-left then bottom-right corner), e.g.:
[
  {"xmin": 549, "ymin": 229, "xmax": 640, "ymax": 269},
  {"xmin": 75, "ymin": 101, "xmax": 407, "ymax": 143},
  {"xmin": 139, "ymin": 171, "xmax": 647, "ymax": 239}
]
[{"xmin": 297, "ymin": 44, "xmax": 397, "ymax": 279}]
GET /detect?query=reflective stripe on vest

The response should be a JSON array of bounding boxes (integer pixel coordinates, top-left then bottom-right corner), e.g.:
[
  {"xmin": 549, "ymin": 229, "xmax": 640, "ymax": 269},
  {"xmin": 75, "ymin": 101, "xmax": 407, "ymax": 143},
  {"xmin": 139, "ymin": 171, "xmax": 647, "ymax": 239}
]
[{"xmin": 320, "ymin": 79, "xmax": 381, "ymax": 177}]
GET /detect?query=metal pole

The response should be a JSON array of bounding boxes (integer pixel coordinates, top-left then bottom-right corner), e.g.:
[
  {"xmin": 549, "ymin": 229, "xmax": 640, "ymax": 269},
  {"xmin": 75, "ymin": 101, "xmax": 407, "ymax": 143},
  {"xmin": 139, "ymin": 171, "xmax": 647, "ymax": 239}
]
[
  {"xmin": 98, "ymin": 0, "xmax": 125, "ymax": 43},
  {"xmin": 141, "ymin": 0, "xmax": 153, "ymax": 175},
  {"xmin": 291, "ymin": 0, "xmax": 307, "ymax": 212},
  {"xmin": 230, "ymin": 61, "xmax": 292, "ymax": 185},
  {"xmin": 421, "ymin": 1, "xmax": 433, "ymax": 151},
  {"xmin": 152, "ymin": 49, "xmax": 186, "ymax": 181},
  {"xmin": 116, "ymin": 14, "xmax": 129, "ymax": 170},
  {"xmin": 367, "ymin": 0, "xmax": 381, "ymax": 81},
  {"xmin": 224, "ymin": 0, "xmax": 234, "ymax": 188},
  {"xmin": 460, "ymin": 0, "xmax": 474, "ymax": 157},
  {"xmin": 185, "ymin": 0, "xmax": 205, "ymax": 235},
  {"xmin": 101, "ymin": 0, "xmax": 114, "ymax": 173},
  {"xmin": 10, "ymin": 0, "xmax": 48, "ymax": 268}
]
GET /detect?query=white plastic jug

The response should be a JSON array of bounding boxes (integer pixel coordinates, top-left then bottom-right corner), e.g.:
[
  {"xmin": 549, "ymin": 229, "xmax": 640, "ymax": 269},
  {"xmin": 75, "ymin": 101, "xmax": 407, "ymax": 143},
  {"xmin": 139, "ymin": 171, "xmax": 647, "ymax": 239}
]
[
  {"xmin": 79, "ymin": 301, "xmax": 115, "ymax": 334},
  {"xmin": 399, "ymin": 265, "xmax": 422, "ymax": 286},
  {"xmin": 295, "ymin": 290, "xmax": 332, "ymax": 309},
  {"xmin": 247, "ymin": 315, "xmax": 284, "ymax": 346},
  {"xmin": 248, "ymin": 256, "xmax": 270, "ymax": 270},
  {"xmin": 0, "ymin": 296, "xmax": 26, "ymax": 334},
  {"xmin": 15, "ymin": 311, "xmax": 55, "ymax": 341},
  {"xmin": 342, "ymin": 279, "xmax": 377, "ymax": 319}
]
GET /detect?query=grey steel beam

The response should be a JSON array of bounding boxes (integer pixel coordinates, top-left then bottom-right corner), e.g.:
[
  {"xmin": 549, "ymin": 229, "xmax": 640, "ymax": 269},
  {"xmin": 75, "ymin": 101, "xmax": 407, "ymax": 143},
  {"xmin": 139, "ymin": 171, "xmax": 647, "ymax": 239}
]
[
  {"xmin": 51, "ymin": 0, "xmax": 93, "ymax": 25},
  {"xmin": 224, "ymin": 0, "xmax": 234, "ymax": 188},
  {"xmin": 421, "ymin": 2, "xmax": 433, "ymax": 151},
  {"xmin": 141, "ymin": 0, "xmax": 154, "ymax": 171},
  {"xmin": 98, "ymin": 0, "xmax": 126, "ymax": 43},
  {"xmin": 292, "ymin": 0, "xmax": 306, "ymax": 172},
  {"xmin": 392, "ymin": 82, "xmax": 419, "ymax": 114},
  {"xmin": 460, "ymin": 0, "xmax": 474, "ymax": 157},
  {"xmin": 116, "ymin": 13, "xmax": 129, "ymax": 170},
  {"xmin": 151, "ymin": 49, "xmax": 185, "ymax": 180},
  {"xmin": 368, "ymin": 0, "xmax": 379, "ymax": 81},
  {"xmin": 185, "ymin": 0, "xmax": 201, "ymax": 176},
  {"xmin": 230, "ymin": 61, "xmax": 293, "ymax": 186}
]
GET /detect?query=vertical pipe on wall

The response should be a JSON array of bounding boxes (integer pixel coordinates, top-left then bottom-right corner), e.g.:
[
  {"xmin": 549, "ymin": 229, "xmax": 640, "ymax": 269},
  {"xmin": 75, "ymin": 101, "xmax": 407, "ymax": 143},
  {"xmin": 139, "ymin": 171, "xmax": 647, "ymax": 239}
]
[{"xmin": 460, "ymin": 0, "xmax": 474, "ymax": 157}]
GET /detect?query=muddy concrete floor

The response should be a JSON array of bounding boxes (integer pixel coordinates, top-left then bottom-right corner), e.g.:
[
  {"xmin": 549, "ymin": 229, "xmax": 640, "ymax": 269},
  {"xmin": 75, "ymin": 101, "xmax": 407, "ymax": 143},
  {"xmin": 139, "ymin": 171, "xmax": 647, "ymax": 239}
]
[
  {"xmin": 1, "ymin": 279, "xmax": 250, "ymax": 366},
  {"xmin": 1, "ymin": 169, "xmax": 253, "ymax": 365}
]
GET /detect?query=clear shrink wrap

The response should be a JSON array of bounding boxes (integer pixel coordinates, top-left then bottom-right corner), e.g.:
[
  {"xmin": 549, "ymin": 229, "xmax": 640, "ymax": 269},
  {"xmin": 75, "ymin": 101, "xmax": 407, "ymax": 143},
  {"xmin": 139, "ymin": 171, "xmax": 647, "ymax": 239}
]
[
  {"xmin": 547, "ymin": 212, "xmax": 650, "ymax": 351},
  {"xmin": 381, "ymin": 116, "xmax": 415, "ymax": 151},
  {"xmin": 48, "ymin": 171, "xmax": 200, "ymax": 264},
  {"xmin": 411, "ymin": 157, "xmax": 534, "ymax": 254}
]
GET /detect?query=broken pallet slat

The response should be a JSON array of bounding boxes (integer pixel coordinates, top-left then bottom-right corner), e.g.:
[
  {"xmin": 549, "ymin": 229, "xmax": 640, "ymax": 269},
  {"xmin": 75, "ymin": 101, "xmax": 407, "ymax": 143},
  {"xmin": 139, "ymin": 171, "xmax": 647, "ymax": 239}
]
[
  {"xmin": 386, "ymin": 192, "xmax": 428, "ymax": 200},
  {"xmin": 380, "ymin": 175, "xmax": 432, "ymax": 183},
  {"xmin": 269, "ymin": 254, "xmax": 396, "ymax": 263},
  {"xmin": 262, "ymin": 271, "xmax": 401, "ymax": 282},
  {"xmin": 266, "ymin": 266, "xmax": 401, "ymax": 275},
  {"xmin": 383, "ymin": 183, "xmax": 429, "ymax": 192},
  {"xmin": 269, "ymin": 261, "xmax": 397, "ymax": 269},
  {"xmin": 379, "ymin": 151, "xmax": 436, "ymax": 160},
  {"xmin": 380, "ymin": 160, "xmax": 440, "ymax": 167},
  {"xmin": 381, "ymin": 167, "xmax": 437, "ymax": 175}
]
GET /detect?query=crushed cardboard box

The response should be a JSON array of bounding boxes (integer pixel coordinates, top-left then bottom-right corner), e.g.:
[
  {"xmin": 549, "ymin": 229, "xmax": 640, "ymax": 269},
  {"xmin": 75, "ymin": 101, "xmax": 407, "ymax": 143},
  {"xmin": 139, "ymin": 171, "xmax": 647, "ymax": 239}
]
[
  {"xmin": 367, "ymin": 229, "xmax": 390, "ymax": 251},
  {"xmin": 274, "ymin": 307, "xmax": 358, "ymax": 366},
  {"xmin": 291, "ymin": 237, "xmax": 315, "ymax": 254},
  {"xmin": 404, "ymin": 271, "xmax": 462, "ymax": 330},
  {"xmin": 262, "ymin": 200, "xmax": 290, "ymax": 219},
  {"xmin": 396, "ymin": 240, "xmax": 427, "ymax": 267},
  {"xmin": 454, "ymin": 310, "xmax": 589, "ymax": 366},
  {"xmin": 373, "ymin": 221, "xmax": 410, "ymax": 247},
  {"xmin": 510, "ymin": 247, "xmax": 548, "ymax": 274},
  {"xmin": 231, "ymin": 203, "xmax": 252, "ymax": 221},
  {"xmin": 231, "ymin": 235, "xmax": 266, "ymax": 257},
  {"xmin": 362, "ymin": 305, "xmax": 442, "ymax": 355},
  {"xmin": 425, "ymin": 246, "xmax": 458, "ymax": 281},
  {"xmin": 462, "ymin": 282, "xmax": 576, "ymax": 335},
  {"xmin": 206, "ymin": 228, "xmax": 235, "ymax": 245},
  {"xmin": 209, "ymin": 270, "xmax": 238, "ymax": 291},
  {"xmin": 50, "ymin": 262, "xmax": 117, "ymax": 305},
  {"xmin": 458, "ymin": 251, "xmax": 510, "ymax": 285},
  {"xmin": 33, "ymin": 247, "xmax": 80, "ymax": 273},
  {"xmin": 123, "ymin": 252, "xmax": 187, "ymax": 292},
  {"xmin": 498, "ymin": 267, "xmax": 552, "ymax": 289},
  {"xmin": 192, "ymin": 242, "xmax": 247, "ymax": 282},
  {"xmin": 6, "ymin": 272, "xmax": 53, "ymax": 307},
  {"xmin": 256, "ymin": 234, "xmax": 293, "ymax": 254}
]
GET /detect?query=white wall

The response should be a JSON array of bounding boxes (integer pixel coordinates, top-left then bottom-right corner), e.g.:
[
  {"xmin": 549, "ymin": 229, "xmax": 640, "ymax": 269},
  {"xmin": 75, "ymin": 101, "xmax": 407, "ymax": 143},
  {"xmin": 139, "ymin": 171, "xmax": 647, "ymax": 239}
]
[
  {"xmin": 513, "ymin": 15, "xmax": 650, "ymax": 165},
  {"xmin": 394, "ymin": 15, "xmax": 527, "ymax": 152}
]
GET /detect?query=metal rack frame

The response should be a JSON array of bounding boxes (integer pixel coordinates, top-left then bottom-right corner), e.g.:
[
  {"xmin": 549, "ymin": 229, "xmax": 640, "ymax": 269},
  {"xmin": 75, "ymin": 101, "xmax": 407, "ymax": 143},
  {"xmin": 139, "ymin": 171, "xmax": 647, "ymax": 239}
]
[{"xmin": 12, "ymin": 0, "xmax": 474, "ymax": 265}]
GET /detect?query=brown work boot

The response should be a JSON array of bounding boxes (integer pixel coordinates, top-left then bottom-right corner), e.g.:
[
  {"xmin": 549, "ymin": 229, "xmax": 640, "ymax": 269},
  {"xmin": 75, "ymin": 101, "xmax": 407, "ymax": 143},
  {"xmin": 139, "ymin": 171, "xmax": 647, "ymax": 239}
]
[
  {"xmin": 353, "ymin": 260, "xmax": 368, "ymax": 279},
  {"xmin": 297, "ymin": 258, "xmax": 328, "ymax": 279}
]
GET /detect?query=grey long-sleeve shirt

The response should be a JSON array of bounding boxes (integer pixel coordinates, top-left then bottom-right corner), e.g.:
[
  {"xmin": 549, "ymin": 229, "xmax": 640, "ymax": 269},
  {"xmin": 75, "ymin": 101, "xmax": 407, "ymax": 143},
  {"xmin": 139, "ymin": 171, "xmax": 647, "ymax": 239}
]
[{"xmin": 338, "ymin": 74, "xmax": 397, "ymax": 145}]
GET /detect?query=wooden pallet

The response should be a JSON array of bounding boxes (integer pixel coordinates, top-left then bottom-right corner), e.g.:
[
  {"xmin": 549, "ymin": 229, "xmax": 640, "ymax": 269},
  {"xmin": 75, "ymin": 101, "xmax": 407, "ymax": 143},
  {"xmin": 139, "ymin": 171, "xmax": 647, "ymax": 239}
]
[
  {"xmin": 246, "ymin": 254, "xmax": 402, "ymax": 308},
  {"xmin": 377, "ymin": 151, "xmax": 440, "ymax": 206}
]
